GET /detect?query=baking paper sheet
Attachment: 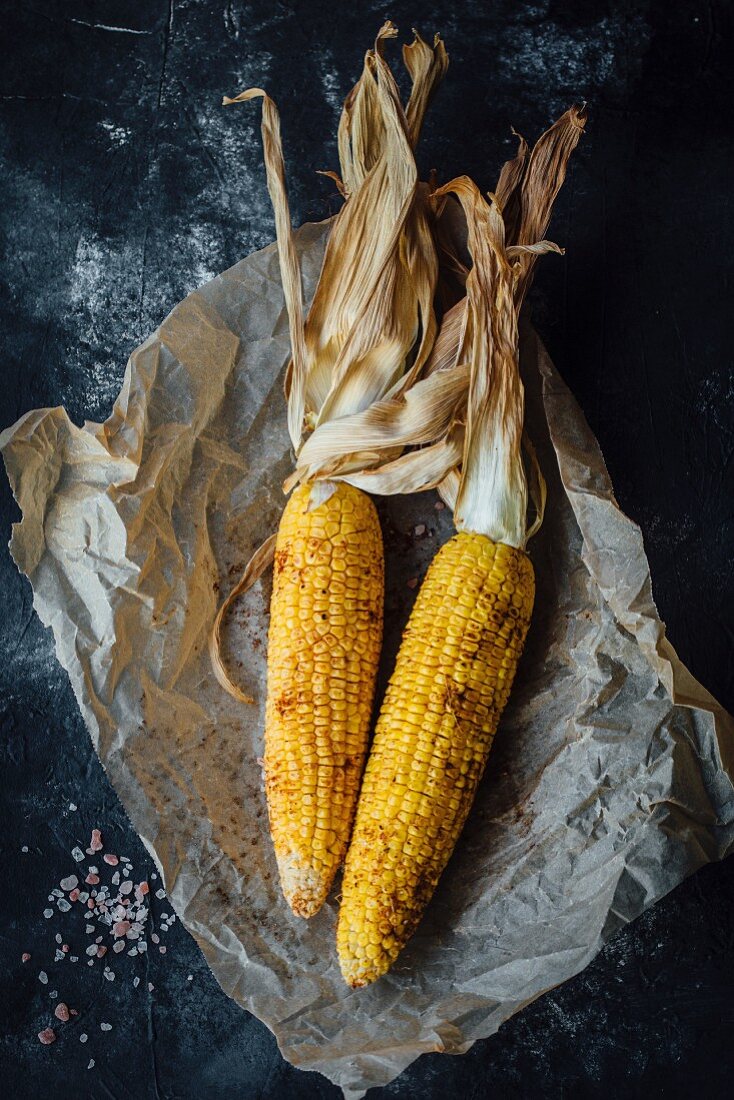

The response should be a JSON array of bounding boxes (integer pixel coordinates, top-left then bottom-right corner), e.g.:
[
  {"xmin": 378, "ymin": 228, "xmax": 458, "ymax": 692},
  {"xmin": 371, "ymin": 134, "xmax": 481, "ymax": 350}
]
[{"xmin": 3, "ymin": 220, "xmax": 733, "ymax": 1097}]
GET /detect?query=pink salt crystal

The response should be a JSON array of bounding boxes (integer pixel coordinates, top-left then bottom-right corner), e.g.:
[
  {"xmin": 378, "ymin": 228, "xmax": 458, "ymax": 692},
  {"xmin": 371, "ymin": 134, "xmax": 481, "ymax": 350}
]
[
  {"xmin": 406, "ymin": 577, "xmax": 418, "ymax": 589},
  {"xmin": 70, "ymin": 1009, "xmax": 79, "ymax": 1016},
  {"xmin": 54, "ymin": 1003, "xmax": 70, "ymax": 1022},
  {"xmin": 435, "ymin": 500, "xmax": 445, "ymax": 510},
  {"xmin": 21, "ymin": 953, "xmax": 30, "ymax": 963},
  {"xmin": 89, "ymin": 829, "xmax": 103, "ymax": 852},
  {"xmin": 85, "ymin": 874, "xmax": 99, "ymax": 885},
  {"xmin": 113, "ymin": 921, "xmax": 131, "ymax": 938},
  {"xmin": 62, "ymin": 945, "xmax": 69, "ymax": 953},
  {"xmin": 414, "ymin": 524, "xmax": 426, "ymax": 536},
  {"xmin": 69, "ymin": 888, "xmax": 80, "ymax": 901},
  {"xmin": 137, "ymin": 881, "xmax": 149, "ymax": 896},
  {"xmin": 96, "ymin": 946, "xmax": 107, "ymax": 958},
  {"xmin": 87, "ymin": 898, "xmax": 95, "ymax": 908},
  {"xmin": 103, "ymin": 854, "xmax": 119, "ymax": 866},
  {"xmin": 159, "ymin": 946, "xmax": 167, "ymax": 954},
  {"xmin": 38, "ymin": 1028, "xmax": 56, "ymax": 1045}
]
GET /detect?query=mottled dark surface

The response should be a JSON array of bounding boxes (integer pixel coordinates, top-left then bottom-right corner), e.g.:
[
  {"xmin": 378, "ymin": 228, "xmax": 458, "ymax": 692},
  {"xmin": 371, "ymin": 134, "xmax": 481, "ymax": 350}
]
[{"xmin": 2, "ymin": 1, "xmax": 733, "ymax": 1096}]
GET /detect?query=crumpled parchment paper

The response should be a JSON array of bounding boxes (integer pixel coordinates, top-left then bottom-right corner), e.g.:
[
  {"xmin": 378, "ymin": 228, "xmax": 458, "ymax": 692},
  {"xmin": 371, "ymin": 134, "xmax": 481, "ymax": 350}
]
[{"xmin": 2, "ymin": 220, "xmax": 733, "ymax": 1097}]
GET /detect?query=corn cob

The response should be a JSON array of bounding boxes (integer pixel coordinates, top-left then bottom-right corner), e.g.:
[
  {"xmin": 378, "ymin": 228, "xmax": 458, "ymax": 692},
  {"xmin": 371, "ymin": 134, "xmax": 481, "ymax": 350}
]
[
  {"xmin": 265, "ymin": 481, "xmax": 383, "ymax": 916},
  {"xmin": 337, "ymin": 533, "xmax": 533, "ymax": 984},
  {"xmin": 337, "ymin": 105, "xmax": 584, "ymax": 983},
  {"xmin": 213, "ymin": 26, "xmax": 448, "ymax": 918}
]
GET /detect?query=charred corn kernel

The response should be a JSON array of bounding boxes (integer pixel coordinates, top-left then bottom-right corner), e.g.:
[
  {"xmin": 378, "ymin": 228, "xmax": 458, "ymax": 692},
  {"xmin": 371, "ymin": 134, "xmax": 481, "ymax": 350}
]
[
  {"xmin": 337, "ymin": 531, "xmax": 534, "ymax": 987},
  {"xmin": 265, "ymin": 482, "xmax": 383, "ymax": 918}
]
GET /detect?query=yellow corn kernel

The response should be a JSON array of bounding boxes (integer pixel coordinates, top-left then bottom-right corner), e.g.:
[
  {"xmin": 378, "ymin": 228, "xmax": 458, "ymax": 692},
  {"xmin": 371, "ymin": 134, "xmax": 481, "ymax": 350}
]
[
  {"xmin": 337, "ymin": 530, "xmax": 534, "ymax": 986},
  {"xmin": 265, "ymin": 482, "xmax": 383, "ymax": 918}
]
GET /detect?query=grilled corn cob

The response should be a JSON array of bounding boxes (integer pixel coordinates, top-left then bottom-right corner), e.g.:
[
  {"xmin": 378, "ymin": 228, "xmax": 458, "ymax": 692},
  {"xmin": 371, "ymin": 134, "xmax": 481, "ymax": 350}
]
[
  {"xmin": 213, "ymin": 26, "xmax": 448, "ymax": 916},
  {"xmin": 266, "ymin": 482, "xmax": 383, "ymax": 916},
  {"xmin": 337, "ymin": 104, "xmax": 584, "ymax": 983},
  {"xmin": 337, "ymin": 532, "xmax": 533, "ymax": 984}
]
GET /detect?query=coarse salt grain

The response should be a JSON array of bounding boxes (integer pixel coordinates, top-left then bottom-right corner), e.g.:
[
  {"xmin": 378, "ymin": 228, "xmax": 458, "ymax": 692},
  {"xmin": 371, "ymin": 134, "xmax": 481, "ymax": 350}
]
[
  {"xmin": 104, "ymin": 970, "xmax": 115, "ymax": 981},
  {"xmin": 113, "ymin": 941, "xmax": 125, "ymax": 953},
  {"xmin": 79, "ymin": 1033, "xmax": 88, "ymax": 1043},
  {"xmin": 89, "ymin": 829, "xmax": 103, "ymax": 852},
  {"xmin": 159, "ymin": 946, "xmax": 166, "ymax": 954},
  {"xmin": 113, "ymin": 921, "xmax": 131, "ymax": 938},
  {"xmin": 60, "ymin": 875, "xmax": 78, "ymax": 891},
  {"xmin": 151, "ymin": 933, "xmax": 159, "ymax": 944},
  {"xmin": 96, "ymin": 946, "xmax": 107, "ymax": 958},
  {"xmin": 70, "ymin": 956, "xmax": 78, "ymax": 963},
  {"xmin": 38, "ymin": 1028, "xmax": 56, "ymax": 1045},
  {"xmin": 71, "ymin": 847, "xmax": 84, "ymax": 862},
  {"xmin": 133, "ymin": 976, "xmax": 140, "ymax": 988},
  {"xmin": 120, "ymin": 880, "xmax": 133, "ymax": 895},
  {"xmin": 155, "ymin": 889, "xmax": 166, "ymax": 899},
  {"xmin": 187, "ymin": 975, "xmax": 193, "ymax": 981},
  {"xmin": 55, "ymin": 934, "xmax": 62, "ymax": 944},
  {"xmin": 86, "ymin": 945, "xmax": 97, "ymax": 957},
  {"xmin": 22, "ymin": 953, "xmax": 30, "ymax": 962},
  {"xmin": 54, "ymin": 1003, "xmax": 70, "ymax": 1022},
  {"xmin": 38, "ymin": 971, "xmax": 48, "ymax": 984},
  {"xmin": 69, "ymin": 803, "xmax": 77, "ymax": 811},
  {"xmin": 49, "ymin": 990, "xmax": 58, "ymax": 998},
  {"xmin": 111, "ymin": 871, "xmax": 120, "ymax": 885},
  {"xmin": 414, "ymin": 524, "xmax": 426, "ymax": 536},
  {"xmin": 87, "ymin": 1059, "xmax": 95, "ymax": 1069},
  {"xmin": 57, "ymin": 899, "xmax": 71, "ymax": 913},
  {"xmin": 85, "ymin": 924, "xmax": 95, "ymax": 934},
  {"xmin": 85, "ymin": 873, "xmax": 99, "ymax": 885},
  {"xmin": 22, "ymin": 845, "xmax": 29, "ymax": 853},
  {"xmin": 100, "ymin": 1022, "xmax": 112, "ymax": 1031},
  {"xmin": 43, "ymin": 909, "xmax": 53, "ymax": 919},
  {"xmin": 103, "ymin": 853, "xmax": 119, "ymax": 866},
  {"xmin": 68, "ymin": 888, "xmax": 80, "ymax": 902},
  {"xmin": 148, "ymin": 983, "xmax": 154, "ymax": 992}
]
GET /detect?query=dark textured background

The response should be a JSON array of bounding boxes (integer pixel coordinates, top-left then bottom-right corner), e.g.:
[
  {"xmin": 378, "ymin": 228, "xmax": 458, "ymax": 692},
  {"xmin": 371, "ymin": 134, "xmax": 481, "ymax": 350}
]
[{"xmin": 2, "ymin": 1, "xmax": 733, "ymax": 1096}]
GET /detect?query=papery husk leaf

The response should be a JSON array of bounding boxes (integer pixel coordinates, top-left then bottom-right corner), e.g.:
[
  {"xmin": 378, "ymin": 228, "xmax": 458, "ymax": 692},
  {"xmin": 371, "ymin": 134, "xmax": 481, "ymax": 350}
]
[
  {"xmin": 222, "ymin": 89, "xmax": 307, "ymax": 449},
  {"xmin": 402, "ymin": 31, "xmax": 449, "ymax": 147},
  {"xmin": 434, "ymin": 176, "xmax": 528, "ymax": 548},
  {"xmin": 339, "ymin": 428, "xmax": 464, "ymax": 495}
]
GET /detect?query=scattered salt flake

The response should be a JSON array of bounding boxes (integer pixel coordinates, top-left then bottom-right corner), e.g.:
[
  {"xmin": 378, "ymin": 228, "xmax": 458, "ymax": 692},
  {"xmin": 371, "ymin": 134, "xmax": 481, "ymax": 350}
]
[
  {"xmin": 120, "ymin": 880, "xmax": 133, "ymax": 896},
  {"xmin": 68, "ymin": 888, "xmax": 80, "ymax": 902},
  {"xmin": 103, "ymin": 970, "xmax": 115, "ymax": 981},
  {"xmin": 21, "ymin": 845, "xmax": 29, "ymax": 853},
  {"xmin": 113, "ymin": 941, "xmax": 125, "ymax": 954},
  {"xmin": 128, "ymin": 948, "xmax": 138, "ymax": 956},
  {"xmin": 54, "ymin": 1003, "xmax": 70, "ymax": 1022},
  {"xmin": 95, "ymin": 936, "xmax": 103, "ymax": 944},
  {"xmin": 87, "ymin": 959, "xmax": 94, "ymax": 966},
  {"xmin": 100, "ymin": 1022, "xmax": 112, "ymax": 1031},
  {"xmin": 69, "ymin": 803, "xmax": 77, "ymax": 811},
  {"xmin": 70, "ymin": 1009, "xmax": 78, "ymax": 1016},
  {"xmin": 38, "ymin": 1028, "xmax": 56, "ymax": 1045},
  {"xmin": 21, "ymin": 953, "xmax": 30, "ymax": 963},
  {"xmin": 414, "ymin": 524, "xmax": 426, "ymax": 536},
  {"xmin": 120, "ymin": 856, "xmax": 131, "ymax": 863},
  {"xmin": 87, "ymin": 866, "xmax": 98, "ymax": 874},
  {"xmin": 49, "ymin": 990, "xmax": 58, "ymax": 998},
  {"xmin": 151, "ymin": 934, "xmax": 160, "ymax": 944},
  {"xmin": 87, "ymin": 1059, "xmax": 95, "ymax": 1070},
  {"xmin": 38, "ymin": 971, "xmax": 48, "ymax": 985},
  {"xmin": 85, "ymin": 945, "xmax": 98, "ymax": 957},
  {"xmin": 122, "ymin": 867, "xmax": 131, "ymax": 877},
  {"xmin": 55, "ymin": 934, "xmax": 62, "ymax": 945},
  {"xmin": 85, "ymin": 874, "xmax": 99, "ymax": 885},
  {"xmin": 155, "ymin": 889, "xmax": 166, "ymax": 899},
  {"xmin": 43, "ymin": 909, "xmax": 53, "ymax": 919},
  {"xmin": 159, "ymin": 946, "xmax": 167, "ymax": 955},
  {"xmin": 96, "ymin": 946, "xmax": 107, "ymax": 959},
  {"xmin": 103, "ymin": 853, "xmax": 119, "ymax": 866},
  {"xmin": 57, "ymin": 899, "xmax": 71, "ymax": 913},
  {"xmin": 86, "ymin": 924, "xmax": 95, "ymax": 934},
  {"xmin": 151, "ymin": 872, "xmax": 157, "ymax": 879},
  {"xmin": 133, "ymin": 976, "xmax": 140, "ymax": 988},
  {"xmin": 111, "ymin": 872, "xmax": 121, "ymax": 886},
  {"xmin": 79, "ymin": 1033, "xmax": 88, "ymax": 1043},
  {"xmin": 60, "ymin": 875, "xmax": 78, "ymax": 891},
  {"xmin": 406, "ymin": 577, "xmax": 418, "ymax": 589},
  {"xmin": 71, "ymin": 847, "xmax": 84, "ymax": 862},
  {"xmin": 70, "ymin": 956, "xmax": 78, "ymax": 963},
  {"xmin": 51, "ymin": 888, "xmax": 63, "ymax": 898},
  {"xmin": 54, "ymin": 950, "xmax": 65, "ymax": 962},
  {"xmin": 187, "ymin": 975, "xmax": 193, "ymax": 981},
  {"xmin": 89, "ymin": 829, "xmax": 103, "ymax": 852},
  {"xmin": 148, "ymin": 983, "xmax": 154, "ymax": 992}
]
